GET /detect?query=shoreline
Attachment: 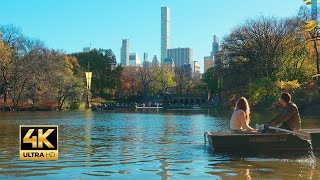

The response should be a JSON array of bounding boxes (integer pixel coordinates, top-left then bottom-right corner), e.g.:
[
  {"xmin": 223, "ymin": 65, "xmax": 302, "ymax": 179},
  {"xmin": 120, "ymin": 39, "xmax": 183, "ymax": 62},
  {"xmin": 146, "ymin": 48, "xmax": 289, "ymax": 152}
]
[{"xmin": 1, "ymin": 104, "xmax": 320, "ymax": 116}]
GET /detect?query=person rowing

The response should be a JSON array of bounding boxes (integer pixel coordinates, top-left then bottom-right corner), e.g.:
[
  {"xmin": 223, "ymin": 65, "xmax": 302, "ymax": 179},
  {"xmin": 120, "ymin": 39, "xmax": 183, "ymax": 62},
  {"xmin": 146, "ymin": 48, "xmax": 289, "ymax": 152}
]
[{"xmin": 264, "ymin": 92, "xmax": 301, "ymax": 133}]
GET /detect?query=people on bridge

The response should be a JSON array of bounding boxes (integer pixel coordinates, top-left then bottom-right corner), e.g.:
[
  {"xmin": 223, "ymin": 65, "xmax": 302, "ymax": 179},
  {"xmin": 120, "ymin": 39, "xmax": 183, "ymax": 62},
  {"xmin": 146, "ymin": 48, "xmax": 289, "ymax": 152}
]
[
  {"xmin": 230, "ymin": 97, "xmax": 256, "ymax": 133},
  {"xmin": 264, "ymin": 92, "xmax": 301, "ymax": 132}
]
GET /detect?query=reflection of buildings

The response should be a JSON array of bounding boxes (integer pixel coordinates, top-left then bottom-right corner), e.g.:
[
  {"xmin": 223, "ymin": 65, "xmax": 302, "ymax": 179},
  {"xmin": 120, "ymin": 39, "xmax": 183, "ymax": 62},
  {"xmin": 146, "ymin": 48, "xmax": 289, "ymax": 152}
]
[
  {"xmin": 121, "ymin": 39, "xmax": 130, "ymax": 66},
  {"xmin": 129, "ymin": 53, "xmax": 141, "ymax": 66},
  {"xmin": 156, "ymin": 115, "xmax": 176, "ymax": 180}
]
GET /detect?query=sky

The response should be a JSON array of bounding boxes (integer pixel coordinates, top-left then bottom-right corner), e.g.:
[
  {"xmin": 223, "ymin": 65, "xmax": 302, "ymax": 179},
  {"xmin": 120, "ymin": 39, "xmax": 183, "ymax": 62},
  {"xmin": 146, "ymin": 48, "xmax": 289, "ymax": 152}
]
[{"xmin": 0, "ymin": 0, "xmax": 307, "ymax": 72}]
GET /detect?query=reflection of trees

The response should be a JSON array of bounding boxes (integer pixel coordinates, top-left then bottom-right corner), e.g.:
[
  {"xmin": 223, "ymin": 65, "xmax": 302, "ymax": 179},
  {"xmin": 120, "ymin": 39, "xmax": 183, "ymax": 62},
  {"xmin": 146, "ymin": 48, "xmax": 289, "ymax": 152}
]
[
  {"xmin": 207, "ymin": 160, "xmax": 319, "ymax": 179},
  {"xmin": 0, "ymin": 113, "xmax": 18, "ymax": 162},
  {"xmin": 155, "ymin": 115, "xmax": 176, "ymax": 179}
]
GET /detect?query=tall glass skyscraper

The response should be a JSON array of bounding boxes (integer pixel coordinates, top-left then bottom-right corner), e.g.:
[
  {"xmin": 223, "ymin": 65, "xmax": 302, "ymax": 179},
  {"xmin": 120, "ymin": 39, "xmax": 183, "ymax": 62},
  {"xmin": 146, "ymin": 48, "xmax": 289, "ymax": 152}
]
[
  {"xmin": 167, "ymin": 47, "xmax": 193, "ymax": 68},
  {"xmin": 161, "ymin": 7, "xmax": 170, "ymax": 63},
  {"xmin": 210, "ymin": 35, "xmax": 220, "ymax": 57},
  {"xmin": 120, "ymin": 39, "xmax": 129, "ymax": 66}
]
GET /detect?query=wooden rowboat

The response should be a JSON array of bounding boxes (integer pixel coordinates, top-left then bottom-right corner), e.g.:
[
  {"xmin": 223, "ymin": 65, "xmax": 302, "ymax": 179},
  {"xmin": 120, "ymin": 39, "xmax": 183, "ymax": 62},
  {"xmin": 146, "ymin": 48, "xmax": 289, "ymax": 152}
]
[{"xmin": 204, "ymin": 129, "xmax": 320, "ymax": 153}]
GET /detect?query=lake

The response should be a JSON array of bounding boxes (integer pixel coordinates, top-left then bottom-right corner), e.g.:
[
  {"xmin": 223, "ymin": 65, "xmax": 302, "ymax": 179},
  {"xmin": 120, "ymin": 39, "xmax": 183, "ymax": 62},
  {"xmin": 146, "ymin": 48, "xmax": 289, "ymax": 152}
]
[{"xmin": 0, "ymin": 109, "xmax": 319, "ymax": 179}]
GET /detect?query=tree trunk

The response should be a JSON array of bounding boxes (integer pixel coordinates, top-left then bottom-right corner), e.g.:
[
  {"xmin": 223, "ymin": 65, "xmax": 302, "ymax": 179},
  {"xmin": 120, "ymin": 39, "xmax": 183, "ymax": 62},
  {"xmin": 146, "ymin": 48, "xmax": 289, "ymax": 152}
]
[{"xmin": 313, "ymin": 38, "xmax": 320, "ymax": 74}]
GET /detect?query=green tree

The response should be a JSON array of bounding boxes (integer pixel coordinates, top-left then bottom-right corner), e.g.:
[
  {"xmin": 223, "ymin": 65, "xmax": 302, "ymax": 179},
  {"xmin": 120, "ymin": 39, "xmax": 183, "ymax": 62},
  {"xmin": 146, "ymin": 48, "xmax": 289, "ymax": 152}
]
[{"xmin": 73, "ymin": 49, "xmax": 119, "ymax": 99}]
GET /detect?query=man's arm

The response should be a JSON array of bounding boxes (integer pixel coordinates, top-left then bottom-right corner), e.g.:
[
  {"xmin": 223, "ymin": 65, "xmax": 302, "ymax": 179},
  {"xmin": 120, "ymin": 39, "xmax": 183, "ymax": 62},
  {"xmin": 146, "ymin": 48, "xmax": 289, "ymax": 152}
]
[
  {"xmin": 271, "ymin": 105, "xmax": 296, "ymax": 126},
  {"xmin": 270, "ymin": 113, "xmax": 282, "ymax": 123}
]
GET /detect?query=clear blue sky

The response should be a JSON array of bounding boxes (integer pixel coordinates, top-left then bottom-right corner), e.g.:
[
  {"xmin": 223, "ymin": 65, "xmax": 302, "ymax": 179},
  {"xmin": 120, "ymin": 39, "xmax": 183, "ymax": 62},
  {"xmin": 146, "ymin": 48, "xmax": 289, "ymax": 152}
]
[{"xmin": 0, "ymin": 0, "xmax": 306, "ymax": 72}]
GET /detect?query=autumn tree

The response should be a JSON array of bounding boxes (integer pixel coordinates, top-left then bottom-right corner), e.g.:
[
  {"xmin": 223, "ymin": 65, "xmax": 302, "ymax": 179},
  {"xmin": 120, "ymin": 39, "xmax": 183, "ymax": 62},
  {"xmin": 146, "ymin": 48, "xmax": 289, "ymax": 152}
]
[
  {"xmin": 120, "ymin": 66, "xmax": 141, "ymax": 96},
  {"xmin": 0, "ymin": 32, "xmax": 13, "ymax": 106},
  {"xmin": 0, "ymin": 24, "xmax": 86, "ymax": 110}
]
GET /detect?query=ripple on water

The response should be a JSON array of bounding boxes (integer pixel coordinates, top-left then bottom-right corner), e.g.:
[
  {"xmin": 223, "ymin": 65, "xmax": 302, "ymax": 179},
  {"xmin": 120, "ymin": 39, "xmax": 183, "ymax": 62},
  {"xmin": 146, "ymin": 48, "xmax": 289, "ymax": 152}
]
[{"xmin": 0, "ymin": 110, "xmax": 319, "ymax": 179}]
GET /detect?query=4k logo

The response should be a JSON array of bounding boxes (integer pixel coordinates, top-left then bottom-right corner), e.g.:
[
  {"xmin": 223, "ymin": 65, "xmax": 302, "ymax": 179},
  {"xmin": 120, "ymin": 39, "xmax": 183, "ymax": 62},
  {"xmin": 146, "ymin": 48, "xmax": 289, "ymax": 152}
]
[{"xmin": 20, "ymin": 125, "xmax": 58, "ymax": 160}]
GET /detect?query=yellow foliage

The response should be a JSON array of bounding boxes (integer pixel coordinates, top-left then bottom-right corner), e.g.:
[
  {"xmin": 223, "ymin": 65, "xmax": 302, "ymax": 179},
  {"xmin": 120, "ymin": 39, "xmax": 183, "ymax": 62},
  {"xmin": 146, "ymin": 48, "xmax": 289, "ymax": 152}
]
[
  {"xmin": 276, "ymin": 80, "xmax": 301, "ymax": 90},
  {"xmin": 306, "ymin": 1, "xmax": 316, "ymax": 5},
  {"xmin": 305, "ymin": 20, "xmax": 317, "ymax": 31}
]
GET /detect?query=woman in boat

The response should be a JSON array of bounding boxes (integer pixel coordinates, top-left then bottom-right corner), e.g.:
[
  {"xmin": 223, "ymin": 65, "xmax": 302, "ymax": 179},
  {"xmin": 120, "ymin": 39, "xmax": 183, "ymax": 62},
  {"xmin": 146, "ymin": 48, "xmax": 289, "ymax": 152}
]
[{"xmin": 230, "ymin": 97, "xmax": 255, "ymax": 133}]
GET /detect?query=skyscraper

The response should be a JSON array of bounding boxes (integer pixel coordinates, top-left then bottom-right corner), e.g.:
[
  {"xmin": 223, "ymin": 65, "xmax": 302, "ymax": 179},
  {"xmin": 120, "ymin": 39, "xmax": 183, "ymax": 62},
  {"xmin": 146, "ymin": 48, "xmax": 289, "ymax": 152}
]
[
  {"xmin": 152, "ymin": 55, "xmax": 159, "ymax": 67},
  {"xmin": 210, "ymin": 35, "xmax": 220, "ymax": 57},
  {"xmin": 167, "ymin": 47, "xmax": 193, "ymax": 68},
  {"xmin": 204, "ymin": 56, "xmax": 214, "ymax": 73},
  {"xmin": 312, "ymin": 0, "xmax": 318, "ymax": 20},
  {"xmin": 120, "ymin": 39, "xmax": 129, "ymax": 66},
  {"xmin": 143, "ymin": 53, "xmax": 148, "ymax": 62},
  {"xmin": 129, "ymin": 53, "xmax": 141, "ymax": 66},
  {"xmin": 193, "ymin": 61, "xmax": 201, "ymax": 77},
  {"xmin": 143, "ymin": 53, "xmax": 152, "ymax": 68},
  {"xmin": 83, "ymin": 47, "xmax": 90, "ymax": 52},
  {"xmin": 163, "ymin": 57, "xmax": 175, "ymax": 72},
  {"xmin": 161, "ymin": 7, "xmax": 170, "ymax": 63}
]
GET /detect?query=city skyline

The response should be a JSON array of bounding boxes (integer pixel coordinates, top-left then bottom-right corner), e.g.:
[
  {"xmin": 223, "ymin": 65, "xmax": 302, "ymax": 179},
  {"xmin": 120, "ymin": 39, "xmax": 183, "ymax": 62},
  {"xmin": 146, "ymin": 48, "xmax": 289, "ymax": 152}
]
[{"xmin": 0, "ymin": 0, "xmax": 307, "ymax": 72}]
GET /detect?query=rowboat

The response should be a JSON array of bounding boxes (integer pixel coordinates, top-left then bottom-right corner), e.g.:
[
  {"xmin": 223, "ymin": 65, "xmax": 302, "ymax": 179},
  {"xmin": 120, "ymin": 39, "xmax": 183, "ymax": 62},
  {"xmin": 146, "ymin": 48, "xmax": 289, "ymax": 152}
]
[{"xmin": 204, "ymin": 129, "xmax": 320, "ymax": 153}]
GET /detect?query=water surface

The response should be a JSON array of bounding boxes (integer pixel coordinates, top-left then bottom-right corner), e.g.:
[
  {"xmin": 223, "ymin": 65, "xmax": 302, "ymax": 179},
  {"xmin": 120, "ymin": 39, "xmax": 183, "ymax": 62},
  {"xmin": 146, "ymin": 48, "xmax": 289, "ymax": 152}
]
[{"xmin": 0, "ymin": 109, "xmax": 319, "ymax": 179}]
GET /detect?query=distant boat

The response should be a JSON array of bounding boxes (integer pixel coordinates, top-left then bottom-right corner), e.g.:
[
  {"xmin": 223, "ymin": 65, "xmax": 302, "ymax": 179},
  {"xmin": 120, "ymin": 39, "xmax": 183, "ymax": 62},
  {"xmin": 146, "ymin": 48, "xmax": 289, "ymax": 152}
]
[
  {"xmin": 135, "ymin": 105, "xmax": 163, "ymax": 109},
  {"xmin": 204, "ymin": 129, "xmax": 320, "ymax": 153},
  {"xmin": 192, "ymin": 105, "xmax": 201, "ymax": 109}
]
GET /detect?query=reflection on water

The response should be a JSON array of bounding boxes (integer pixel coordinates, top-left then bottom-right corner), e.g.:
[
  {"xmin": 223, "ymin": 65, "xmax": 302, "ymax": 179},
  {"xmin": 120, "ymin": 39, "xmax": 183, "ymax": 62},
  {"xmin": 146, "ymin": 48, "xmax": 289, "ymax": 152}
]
[{"xmin": 0, "ymin": 110, "xmax": 319, "ymax": 179}]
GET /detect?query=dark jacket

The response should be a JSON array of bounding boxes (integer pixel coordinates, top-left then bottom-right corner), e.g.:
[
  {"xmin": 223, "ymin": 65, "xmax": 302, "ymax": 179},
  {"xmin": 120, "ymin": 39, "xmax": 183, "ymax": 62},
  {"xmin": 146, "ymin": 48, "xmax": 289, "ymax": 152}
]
[{"xmin": 271, "ymin": 102, "xmax": 301, "ymax": 131}]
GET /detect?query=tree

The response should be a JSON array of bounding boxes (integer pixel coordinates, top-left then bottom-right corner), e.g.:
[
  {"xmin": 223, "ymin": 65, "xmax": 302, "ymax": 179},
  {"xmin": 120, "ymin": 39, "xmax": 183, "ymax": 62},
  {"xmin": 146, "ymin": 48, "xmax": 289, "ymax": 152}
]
[
  {"xmin": 54, "ymin": 75, "xmax": 85, "ymax": 110},
  {"xmin": 137, "ymin": 65, "xmax": 156, "ymax": 96},
  {"xmin": 0, "ymin": 24, "xmax": 87, "ymax": 110},
  {"xmin": 201, "ymin": 13, "xmax": 319, "ymax": 107},
  {"xmin": 154, "ymin": 65, "xmax": 175, "ymax": 95},
  {"xmin": 0, "ymin": 34, "xmax": 13, "ymax": 106},
  {"xmin": 73, "ymin": 49, "xmax": 119, "ymax": 99},
  {"xmin": 120, "ymin": 66, "xmax": 141, "ymax": 96}
]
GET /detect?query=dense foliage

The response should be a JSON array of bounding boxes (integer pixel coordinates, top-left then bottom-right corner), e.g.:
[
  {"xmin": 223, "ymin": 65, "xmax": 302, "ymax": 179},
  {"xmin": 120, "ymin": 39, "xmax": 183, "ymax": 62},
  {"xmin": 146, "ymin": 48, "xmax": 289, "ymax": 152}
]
[
  {"xmin": 202, "ymin": 9, "xmax": 320, "ymax": 108},
  {"xmin": 0, "ymin": 25, "xmax": 85, "ymax": 110}
]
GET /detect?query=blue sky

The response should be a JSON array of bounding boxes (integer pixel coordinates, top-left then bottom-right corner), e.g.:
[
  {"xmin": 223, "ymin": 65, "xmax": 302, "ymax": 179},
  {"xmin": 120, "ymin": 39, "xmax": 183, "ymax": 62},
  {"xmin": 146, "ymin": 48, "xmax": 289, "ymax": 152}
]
[{"xmin": 1, "ymin": 0, "xmax": 306, "ymax": 72}]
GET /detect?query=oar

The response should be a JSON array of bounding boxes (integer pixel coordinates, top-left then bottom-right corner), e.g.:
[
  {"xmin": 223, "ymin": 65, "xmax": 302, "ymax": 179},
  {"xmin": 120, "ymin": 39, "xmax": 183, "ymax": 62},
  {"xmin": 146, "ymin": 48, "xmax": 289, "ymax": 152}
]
[{"xmin": 268, "ymin": 126, "xmax": 311, "ymax": 140}]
